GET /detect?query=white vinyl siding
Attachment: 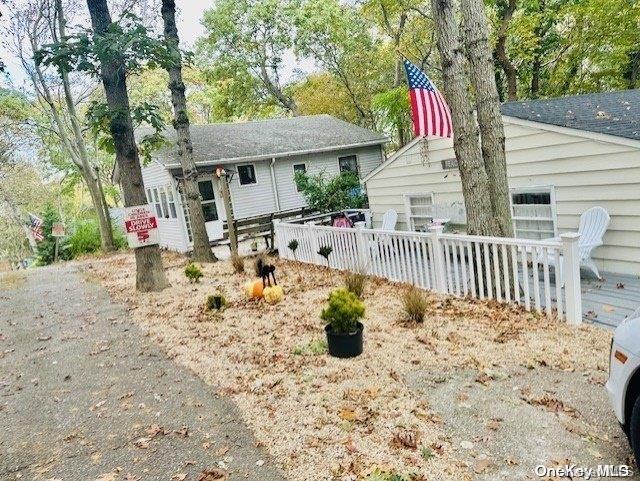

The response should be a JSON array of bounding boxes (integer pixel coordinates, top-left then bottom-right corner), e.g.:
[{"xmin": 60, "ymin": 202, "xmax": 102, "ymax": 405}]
[
  {"xmin": 140, "ymin": 161, "xmax": 189, "ymax": 252},
  {"xmin": 364, "ymin": 120, "xmax": 640, "ymax": 275}
]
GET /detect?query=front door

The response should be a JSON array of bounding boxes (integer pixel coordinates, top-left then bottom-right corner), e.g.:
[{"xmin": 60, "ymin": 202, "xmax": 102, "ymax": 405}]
[{"xmin": 197, "ymin": 179, "xmax": 224, "ymax": 241}]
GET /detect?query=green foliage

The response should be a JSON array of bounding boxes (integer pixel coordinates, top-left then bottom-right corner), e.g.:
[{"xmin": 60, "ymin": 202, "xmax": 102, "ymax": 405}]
[
  {"xmin": 294, "ymin": 171, "xmax": 366, "ymax": 212},
  {"xmin": 321, "ymin": 288, "xmax": 365, "ymax": 334},
  {"xmin": 365, "ymin": 470, "xmax": 422, "ymax": 481},
  {"xmin": 35, "ymin": 205, "xmax": 71, "ymax": 266},
  {"xmin": 206, "ymin": 292, "xmax": 227, "ymax": 311},
  {"xmin": 66, "ymin": 219, "xmax": 126, "ymax": 258},
  {"xmin": 372, "ymin": 86, "xmax": 411, "ymax": 144},
  {"xmin": 344, "ymin": 271, "xmax": 367, "ymax": 299},
  {"xmin": 401, "ymin": 286, "xmax": 430, "ymax": 323},
  {"xmin": 184, "ymin": 262, "xmax": 204, "ymax": 283},
  {"xmin": 292, "ymin": 339, "xmax": 328, "ymax": 356}
]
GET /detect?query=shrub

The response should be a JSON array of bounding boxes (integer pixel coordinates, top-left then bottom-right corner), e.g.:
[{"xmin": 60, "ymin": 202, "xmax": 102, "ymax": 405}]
[
  {"xmin": 344, "ymin": 271, "xmax": 367, "ymax": 299},
  {"xmin": 321, "ymin": 288, "xmax": 365, "ymax": 334},
  {"xmin": 294, "ymin": 170, "xmax": 366, "ymax": 212},
  {"xmin": 35, "ymin": 204, "xmax": 71, "ymax": 265},
  {"xmin": 66, "ymin": 219, "xmax": 127, "ymax": 258},
  {"xmin": 287, "ymin": 239, "xmax": 299, "ymax": 259},
  {"xmin": 230, "ymin": 253, "xmax": 245, "ymax": 273},
  {"xmin": 185, "ymin": 262, "xmax": 203, "ymax": 283},
  {"xmin": 401, "ymin": 286, "xmax": 430, "ymax": 323},
  {"xmin": 205, "ymin": 292, "xmax": 227, "ymax": 311},
  {"xmin": 318, "ymin": 245, "xmax": 333, "ymax": 266}
]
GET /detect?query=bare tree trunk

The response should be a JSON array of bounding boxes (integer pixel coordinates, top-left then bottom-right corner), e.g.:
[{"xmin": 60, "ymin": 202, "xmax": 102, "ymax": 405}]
[
  {"xmin": 430, "ymin": 0, "xmax": 497, "ymax": 236},
  {"xmin": 494, "ymin": 0, "xmax": 518, "ymax": 101},
  {"xmin": 161, "ymin": 0, "xmax": 217, "ymax": 263},
  {"xmin": 461, "ymin": 0, "xmax": 514, "ymax": 238},
  {"xmin": 87, "ymin": 0, "xmax": 168, "ymax": 292},
  {"xmin": 54, "ymin": 0, "xmax": 115, "ymax": 252}
]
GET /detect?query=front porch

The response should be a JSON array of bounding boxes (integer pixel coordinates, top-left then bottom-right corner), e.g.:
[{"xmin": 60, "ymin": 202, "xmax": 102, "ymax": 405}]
[{"xmin": 580, "ymin": 272, "xmax": 640, "ymax": 327}]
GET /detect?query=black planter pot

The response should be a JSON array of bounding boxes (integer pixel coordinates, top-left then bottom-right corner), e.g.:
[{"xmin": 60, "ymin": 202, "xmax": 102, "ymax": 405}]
[{"xmin": 324, "ymin": 322, "xmax": 364, "ymax": 358}]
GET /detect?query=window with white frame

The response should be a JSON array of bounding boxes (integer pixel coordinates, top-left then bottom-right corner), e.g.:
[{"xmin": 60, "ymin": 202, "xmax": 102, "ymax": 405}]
[
  {"xmin": 177, "ymin": 182, "xmax": 193, "ymax": 242},
  {"xmin": 237, "ymin": 164, "xmax": 257, "ymax": 185},
  {"xmin": 510, "ymin": 186, "xmax": 557, "ymax": 240},
  {"xmin": 338, "ymin": 155, "xmax": 358, "ymax": 174},
  {"xmin": 166, "ymin": 187, "xmax": 177, "ymax": 218},
  {"xmin": 151, "ymin": 188, "xmax": 162, "ymax": 218},
  {"xmin": 403, "ymin": 193, "xmax": 434, "ymax": 231},
  {"xmin": 159, "ymin": 187, "xmax": 170, "ymax": 219}
]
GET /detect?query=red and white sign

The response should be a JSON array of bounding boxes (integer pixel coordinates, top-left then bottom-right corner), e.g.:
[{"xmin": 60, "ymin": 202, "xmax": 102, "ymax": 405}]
[{"xmin": 124, "ymin": 204, "xmax": 159, "ymax": 249}]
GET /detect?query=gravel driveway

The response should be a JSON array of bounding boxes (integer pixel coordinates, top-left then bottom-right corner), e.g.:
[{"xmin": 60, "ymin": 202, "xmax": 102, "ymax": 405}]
[{"xmin": 0, "ymin": 265, "xmax": 286, "ymax": 481}]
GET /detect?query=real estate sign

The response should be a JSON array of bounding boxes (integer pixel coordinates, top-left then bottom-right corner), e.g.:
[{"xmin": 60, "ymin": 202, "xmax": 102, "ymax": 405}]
[{"xmin": 124, "ymin": 204, "xmax": 159, "ymax": 249}]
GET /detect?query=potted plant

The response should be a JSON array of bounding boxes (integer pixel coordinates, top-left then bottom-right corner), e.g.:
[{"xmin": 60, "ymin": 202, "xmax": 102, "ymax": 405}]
[{"xmin": 321, "ymin": 288, "xmax": 365, "ymax": 358}]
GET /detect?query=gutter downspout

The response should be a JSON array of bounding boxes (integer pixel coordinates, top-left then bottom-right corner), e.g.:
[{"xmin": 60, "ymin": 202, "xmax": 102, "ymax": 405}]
[{"xmin": 269, "ymin": 157, "xmax": 281, "ymax": 212}]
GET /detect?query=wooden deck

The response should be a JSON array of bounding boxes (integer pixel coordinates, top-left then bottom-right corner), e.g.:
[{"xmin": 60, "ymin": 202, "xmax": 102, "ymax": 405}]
[{"xmin": 580, "ymin": 271, "xmax": 640, "ymax": 328}]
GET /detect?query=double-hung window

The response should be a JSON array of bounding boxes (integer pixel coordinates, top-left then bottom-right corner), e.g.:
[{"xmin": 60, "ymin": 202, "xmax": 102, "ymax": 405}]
[
  {"xmin": 403, "ymin": 193, "xmax": 434, "ymax": 231},
  {"xmin": 159, "ymin": 187, "xmax": 170, "ymax": 219},
  {"xmin": 166, "ymin": 187, "xmax": 177, "ymax": 218},
  {"xmin": 151, "ymin": 188, "xmax": 162, "ymax": 218},
  {"xmin": 338, "ymin": 155, "xmax": 358, "ymax": 174},
  {"xmin": 237, "ymin": 164, "xmax": 257, "ymax": 185},
  {"xmin": 510, "ymin": 186, "xmax": 557, "ymax": 240}
]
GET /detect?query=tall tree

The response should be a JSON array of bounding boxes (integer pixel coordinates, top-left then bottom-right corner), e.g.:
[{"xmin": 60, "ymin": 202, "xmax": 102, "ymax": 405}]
[
  {"xmin": 462, "ymin": 0, "xmax": 514, "ymax": 238},
  {"xmin": 430, "ymin": 0, "xmax": 497, "ymax": 236},
  {"xmin": 493, "ymin": 0, "xmax": 518, "ymax": 101},
  {"xmin": 10, "ymin": 0, "xmax": 115, "ymax": 252},
  {"xmin": 199, "ymin": 0, "xmax": 298, "ymax": 115},
  {"xmin": 86, "ymin": 0, "xmax": 168, "ymax": 291},
  {"xmin": 160, "ymin": 0, "xmax": 217, "ymax": 263}
]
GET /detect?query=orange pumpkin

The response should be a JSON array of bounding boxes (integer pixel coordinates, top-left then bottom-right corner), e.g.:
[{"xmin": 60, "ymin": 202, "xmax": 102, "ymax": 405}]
[{"xmin": 244, "ymin": 280, "xmax": 264, "ymax": 299}]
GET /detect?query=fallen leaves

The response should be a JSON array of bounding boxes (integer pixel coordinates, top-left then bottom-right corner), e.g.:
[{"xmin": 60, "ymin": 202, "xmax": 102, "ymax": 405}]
[{"xmin": 392, "ymin": 429, "xmax": 419, "ymax": 450}]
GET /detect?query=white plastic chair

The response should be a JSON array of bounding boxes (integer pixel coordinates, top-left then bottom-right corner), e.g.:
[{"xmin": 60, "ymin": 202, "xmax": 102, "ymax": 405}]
[
  {"xmin": 380, "ymin": 209, "xmax": 398, "ymax": 231},
  {"xmin": 543, "ymin": 206, "xmax": 610, "ymax": 281}
]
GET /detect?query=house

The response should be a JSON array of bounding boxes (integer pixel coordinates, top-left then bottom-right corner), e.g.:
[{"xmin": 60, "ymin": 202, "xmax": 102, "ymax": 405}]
[
  {"xmin": 363, "ymin": 89, "xmax": 640, "ymax": 276},
  {"xmin": 127, "ymin": 115, "xmax": 387, "ymax": 253}
]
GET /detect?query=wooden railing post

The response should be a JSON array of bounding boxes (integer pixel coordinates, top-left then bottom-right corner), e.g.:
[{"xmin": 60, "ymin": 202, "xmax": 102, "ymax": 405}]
[
  {"xmin": 429, "ymin": 225, "xmax": 447, "ymax": 293},
  {"xmin": 561, "ymin": 233, "xmax": 582, "ymax": 325}
]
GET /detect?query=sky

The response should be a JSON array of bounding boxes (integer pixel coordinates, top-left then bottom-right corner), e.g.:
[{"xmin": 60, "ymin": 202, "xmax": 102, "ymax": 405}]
[{"xmin": 1, "ymin": 0, "xmax": 313, "ymax": 88}]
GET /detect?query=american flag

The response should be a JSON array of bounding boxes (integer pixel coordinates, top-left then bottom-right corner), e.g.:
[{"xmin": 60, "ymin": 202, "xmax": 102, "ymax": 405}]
[
  {"xmin": 404, "ymin": 59, "xmax": 453, "ymax": 138},
  {"xmin": 29, "ymin": 213, "xmax": 44, "ymax": 242}
]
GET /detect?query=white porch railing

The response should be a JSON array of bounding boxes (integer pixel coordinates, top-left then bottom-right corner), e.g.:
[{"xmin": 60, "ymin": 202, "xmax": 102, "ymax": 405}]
[{"xmin": 275, "ymin": 221, "xmax": 583, "ymax": 325}]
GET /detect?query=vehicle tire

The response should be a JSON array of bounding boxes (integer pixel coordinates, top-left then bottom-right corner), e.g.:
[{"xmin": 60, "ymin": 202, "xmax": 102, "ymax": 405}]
[{"xmin": 629, "ymin": 396, "xmax": 640, "ymax": 465}]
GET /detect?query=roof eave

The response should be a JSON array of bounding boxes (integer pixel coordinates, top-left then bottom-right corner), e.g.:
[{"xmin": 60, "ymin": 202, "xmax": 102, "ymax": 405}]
[{"xmin": 163, "ymin": 138, "xmax": 389, "ymax": 170}]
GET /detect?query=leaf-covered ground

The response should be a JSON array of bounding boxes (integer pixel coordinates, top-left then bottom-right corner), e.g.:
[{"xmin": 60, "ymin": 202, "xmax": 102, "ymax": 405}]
[{"xmin": 87, "ymin": 252, "xmax": 634, "ymax": 481}]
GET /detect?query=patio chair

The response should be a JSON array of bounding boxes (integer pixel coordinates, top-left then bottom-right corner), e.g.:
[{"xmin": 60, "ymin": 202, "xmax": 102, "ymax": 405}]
[
  {"xmin": 542, "ymin": 206, "xmax": 611, "ymax": 281},
  {"xmin": 381, "ymin": 209, "xmax": 398, "ymax": 231}
]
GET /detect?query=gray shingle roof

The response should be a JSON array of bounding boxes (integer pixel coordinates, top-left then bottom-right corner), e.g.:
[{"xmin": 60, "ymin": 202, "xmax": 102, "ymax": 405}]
[
  {"xmin": 147, "ymin": 114, "xmax": 387, "ymax": 167},
  {"xmin": 500, "ymin": 89, "xmax": 640, "ymax": 141}
]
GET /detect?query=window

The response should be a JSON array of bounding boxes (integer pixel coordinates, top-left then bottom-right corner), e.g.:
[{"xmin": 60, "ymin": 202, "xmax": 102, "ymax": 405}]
[
  {"xmin": 145, "ymin": 188, "xmax": 152, "ymax": 204},
  {"xmin": 177, "ymin": 183, "xmax": 193, "ymax": 242},
  {"xmin": 152, "ymin": 188, "xmax": 162, "ymax": 218},
  {"xmin": 293, "ymin": 163, "xmax": 306, "ymax": 191},
  {"xmin": 198, "ymin": 179, "xmax": 219, "ymax": 222},
  {"xmin": 403, "ymin": 193, "xmax": 434, "ymax": 231},
  {"xmin": 510, "ymin": 186, "xmax": 557, "ymax": 240},
  {"xmin": 167, "ymin": 187, "xmax": 177, "ymax": 218},
  {"xmin": 338, "ymin": 155, "xmax": 358, "ymax": 174},
  {"xmin": 159, "ymin": 187, "xmax": 170, "ymax": 219},
  {"xmin": 237, "ymin": 164, "xmax": 257, "ymax": 185}
]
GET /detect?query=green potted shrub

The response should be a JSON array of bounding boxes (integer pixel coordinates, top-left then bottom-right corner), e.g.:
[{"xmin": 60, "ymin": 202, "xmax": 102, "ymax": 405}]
[
  {"xmin": 321, "ymin": 288, "xmax": 365, "ymax": 358},
  {"xmin": 185, "ymin": 262, "xmax": 203, "ymax": 283},
  {"xmin": 318, "ymin": 244, "xmax": 333, "ymax": 267}
]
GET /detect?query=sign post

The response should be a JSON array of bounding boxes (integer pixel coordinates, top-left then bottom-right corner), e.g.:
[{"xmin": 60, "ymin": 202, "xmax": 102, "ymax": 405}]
[
  {"xmin": 124, "ymin": 205, "xmax": 159, "ymax": 249},
  {"xmin": 51, "ymin": 222, "xmax": 66, "ymax": 262}
]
